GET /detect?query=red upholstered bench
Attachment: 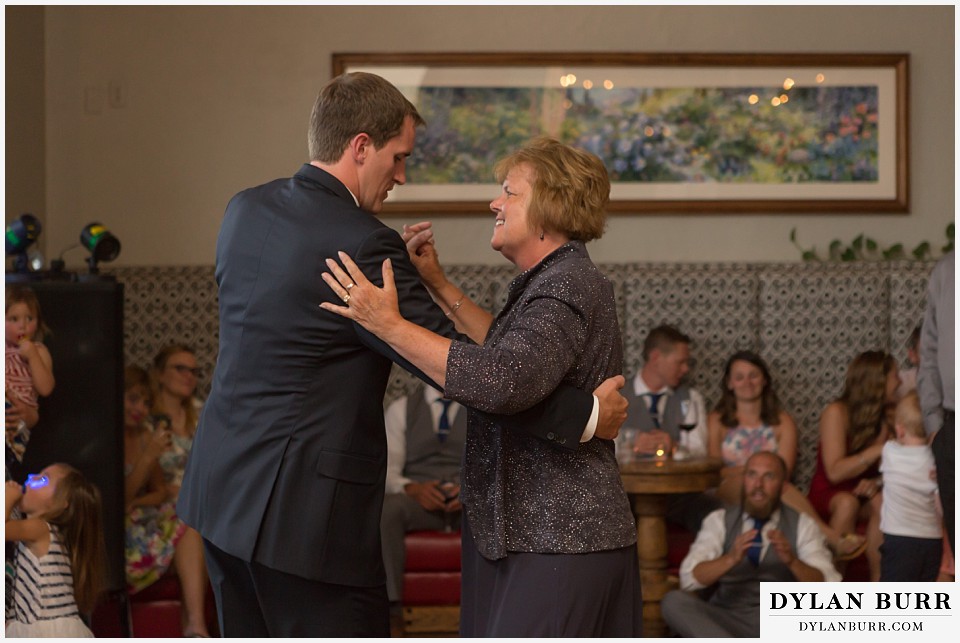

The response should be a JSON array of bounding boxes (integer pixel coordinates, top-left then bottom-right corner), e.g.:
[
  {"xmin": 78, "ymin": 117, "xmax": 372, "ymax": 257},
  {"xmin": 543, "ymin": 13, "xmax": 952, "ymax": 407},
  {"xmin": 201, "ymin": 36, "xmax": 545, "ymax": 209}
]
[
  {"xmin": 402, "ymin": 529, "xmax": 461, "ymax": 634},
  {"xmin": 91, "ymin": 574, "xmax": 217, "ymax": 637}
]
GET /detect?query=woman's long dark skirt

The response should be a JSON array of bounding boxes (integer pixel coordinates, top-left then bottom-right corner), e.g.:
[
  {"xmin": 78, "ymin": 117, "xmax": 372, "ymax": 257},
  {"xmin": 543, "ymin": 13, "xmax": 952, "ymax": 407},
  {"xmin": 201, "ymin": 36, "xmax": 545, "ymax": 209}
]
[{"xmin": 459, "ymin": 516, "xmax": 643, "ymax": 637}]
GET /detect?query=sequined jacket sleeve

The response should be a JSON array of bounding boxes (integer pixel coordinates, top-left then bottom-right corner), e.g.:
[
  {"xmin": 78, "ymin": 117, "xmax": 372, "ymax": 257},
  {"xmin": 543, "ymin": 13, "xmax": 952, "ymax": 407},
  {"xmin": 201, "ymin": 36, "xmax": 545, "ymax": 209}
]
[{"xmin": 444, "ymin": 263, "xmax": 594, "ymax": 415}]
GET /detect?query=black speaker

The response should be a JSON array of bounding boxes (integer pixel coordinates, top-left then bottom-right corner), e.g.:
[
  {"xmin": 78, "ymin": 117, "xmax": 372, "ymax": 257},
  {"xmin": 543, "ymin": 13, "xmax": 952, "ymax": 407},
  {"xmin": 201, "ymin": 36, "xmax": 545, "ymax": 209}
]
[{"xmin": 12, "ymin": 278, "xmax": 125, "ymax": 595}]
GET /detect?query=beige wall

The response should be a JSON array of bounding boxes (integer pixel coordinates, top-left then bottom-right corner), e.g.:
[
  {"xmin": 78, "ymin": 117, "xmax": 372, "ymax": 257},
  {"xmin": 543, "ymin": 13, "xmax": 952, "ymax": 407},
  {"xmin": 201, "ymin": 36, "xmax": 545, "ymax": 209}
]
[
  {"xmin": 11, "ymin": 5, "xmax": 956, "ymax": 268},
  {"xmin": 6, "ymin": 6, "xmax": 46, "ymax": 241}
]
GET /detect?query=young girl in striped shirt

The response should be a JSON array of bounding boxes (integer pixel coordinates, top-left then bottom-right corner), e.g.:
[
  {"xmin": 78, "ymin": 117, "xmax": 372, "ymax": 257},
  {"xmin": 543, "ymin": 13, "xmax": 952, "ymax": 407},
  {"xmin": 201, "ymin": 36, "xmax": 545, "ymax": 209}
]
[{"xmin": 5, "ymin": 463, "xmax": 105, "ymax": 637}]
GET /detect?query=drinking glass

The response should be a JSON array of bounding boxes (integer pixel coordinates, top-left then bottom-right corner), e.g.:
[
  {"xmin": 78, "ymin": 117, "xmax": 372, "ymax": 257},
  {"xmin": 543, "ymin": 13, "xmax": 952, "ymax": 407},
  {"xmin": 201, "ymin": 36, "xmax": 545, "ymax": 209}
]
[{"xmin": 675, "ymin": 399, "xmax": 699, "ymax": 459}]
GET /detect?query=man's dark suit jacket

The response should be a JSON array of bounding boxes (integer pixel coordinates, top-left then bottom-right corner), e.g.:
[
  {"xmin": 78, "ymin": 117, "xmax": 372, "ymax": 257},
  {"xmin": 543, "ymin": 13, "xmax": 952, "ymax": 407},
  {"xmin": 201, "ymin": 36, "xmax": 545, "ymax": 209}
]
[{"xmin": 178, "ymin": 164, "xmax": 592, "ymax": 588}]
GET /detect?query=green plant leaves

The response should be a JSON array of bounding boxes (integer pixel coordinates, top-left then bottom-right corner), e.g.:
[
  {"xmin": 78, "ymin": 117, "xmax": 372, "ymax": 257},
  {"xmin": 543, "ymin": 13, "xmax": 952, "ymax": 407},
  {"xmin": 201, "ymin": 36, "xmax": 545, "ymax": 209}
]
[{"xmin": 792, "ymin": 223, "xmax": 953, "ymax": 262}]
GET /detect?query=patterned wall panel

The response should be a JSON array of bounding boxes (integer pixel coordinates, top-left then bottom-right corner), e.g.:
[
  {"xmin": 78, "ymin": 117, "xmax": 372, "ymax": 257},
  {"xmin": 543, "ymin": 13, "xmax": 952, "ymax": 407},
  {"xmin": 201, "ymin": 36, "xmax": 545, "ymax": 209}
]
[
  {"xmin": 887, "ymin": 260, "xmax": 935, "ymax": 367},
  {"xmin": 758, "ymin": 263, "xmax": 891, "ymax": 490},
  {"xmin": 104, "ymin": 260, "xmax": 931, "ymax": 491},
  {"xmin": 107, "ymin": 266, "xmax": 219, "ymax": 399},
  {"xmin": 620, "ymin": 263, "xmax": 760, "ymax": 408}
]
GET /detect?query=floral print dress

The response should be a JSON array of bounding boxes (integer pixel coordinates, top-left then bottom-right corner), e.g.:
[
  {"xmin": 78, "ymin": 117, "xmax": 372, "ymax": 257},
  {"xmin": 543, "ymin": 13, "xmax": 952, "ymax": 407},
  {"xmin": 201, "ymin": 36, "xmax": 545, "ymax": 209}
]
[
  {"xmin": 124, "ymin": 443, "xmax": 187, "ymax": 593},
  {"xmin": 720, "ymin": 423, "xmax": 778, "ymax": 467}
]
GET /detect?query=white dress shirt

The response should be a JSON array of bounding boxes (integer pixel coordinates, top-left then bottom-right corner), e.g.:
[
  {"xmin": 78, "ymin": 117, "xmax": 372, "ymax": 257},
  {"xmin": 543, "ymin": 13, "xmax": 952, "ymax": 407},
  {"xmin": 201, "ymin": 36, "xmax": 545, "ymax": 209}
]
[
  {"xmin": 679, "ymin": 507, "xmax": 841, "ymax": 590},
  {"xmin": 384, "ymin": 386, "xmax": 463, "ymax": 495}
]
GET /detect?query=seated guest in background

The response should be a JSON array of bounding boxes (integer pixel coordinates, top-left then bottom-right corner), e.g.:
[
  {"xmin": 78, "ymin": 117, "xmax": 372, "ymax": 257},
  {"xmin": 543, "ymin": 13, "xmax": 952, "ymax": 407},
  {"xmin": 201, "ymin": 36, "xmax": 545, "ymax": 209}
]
[
  {"xmin": 897, "ymin": 323, "xmax": 922, "ymax": 398},
  {"xmin": 147, "ymin": 346, "xmax": 210, "ymax": 636},
  {"xmin": 6, "ymin": 285, "xmax": 55, "ymax": 477},
  {"xmin": 808, "ymin": 350, "xmax": 899, "ymax": 582},
  {"xmin": 621, "ymin": 325, "xmax": 720, "ymax": 532},
  {"xmin": 149, "ymin": 344, "xmax": 203, "ymax": 501},
  {"xmin": 381, "ymin": 383, "xmax": 466, "ymax": 628},
  {"xmin": 123, "ymin": 365, "xmax": 210, "ymax": 637},
  {"xmin": 707, "ymin": 350, "xmax": 865, "ymax": 560},
  {"xmin": 879, "ymin": 391, "xmax": 942, "ymax": 581},
  {"xmin": 661, "ymin": 451, "xmax": 840, "ymax": 638}
]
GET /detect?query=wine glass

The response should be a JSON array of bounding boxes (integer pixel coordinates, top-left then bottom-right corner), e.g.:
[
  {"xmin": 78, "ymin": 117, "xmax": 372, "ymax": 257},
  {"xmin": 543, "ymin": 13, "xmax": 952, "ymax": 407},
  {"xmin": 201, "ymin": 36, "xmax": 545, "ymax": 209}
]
[{"xmin": 676, "ymin": 399, "xmax": 699, "ymax": 459}]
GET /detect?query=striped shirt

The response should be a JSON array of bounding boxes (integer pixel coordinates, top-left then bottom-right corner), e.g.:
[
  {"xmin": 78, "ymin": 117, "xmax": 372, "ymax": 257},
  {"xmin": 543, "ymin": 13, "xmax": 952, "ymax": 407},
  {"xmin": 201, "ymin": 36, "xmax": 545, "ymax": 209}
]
[
  {"xmin": 10, "ymin": 523, "xmax": 82, "ymax": 625},
  {"xmin": 5, "ymin": 343, "xmax": 38, "ymax": 407}
]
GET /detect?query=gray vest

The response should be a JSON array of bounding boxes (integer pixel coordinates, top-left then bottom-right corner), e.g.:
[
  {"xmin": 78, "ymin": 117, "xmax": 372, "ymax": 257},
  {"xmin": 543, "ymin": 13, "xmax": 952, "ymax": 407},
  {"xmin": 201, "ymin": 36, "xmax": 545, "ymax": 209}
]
[
  {"xmin": 711, "ymin": 505, "xmax": 800, "ymax": 609},
  {"xmin": 623, "ymin": 380, "xmax": 691, "ymax": 443},
  {"xmin": 403, "ymin": 389, "xmax": 467, "ymax": 484}
]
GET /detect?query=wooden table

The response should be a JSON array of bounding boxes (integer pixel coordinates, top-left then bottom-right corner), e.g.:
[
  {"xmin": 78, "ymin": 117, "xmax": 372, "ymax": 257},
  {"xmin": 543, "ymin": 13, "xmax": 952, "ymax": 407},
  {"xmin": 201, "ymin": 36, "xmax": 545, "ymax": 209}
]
[{"xmin": 620, "ymin": 456, "xmax": 722, "ymax": 638}]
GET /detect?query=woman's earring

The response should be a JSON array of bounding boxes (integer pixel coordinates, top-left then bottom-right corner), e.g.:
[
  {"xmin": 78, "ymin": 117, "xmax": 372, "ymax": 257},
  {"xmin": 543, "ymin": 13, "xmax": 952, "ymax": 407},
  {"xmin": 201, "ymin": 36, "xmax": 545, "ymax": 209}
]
[{"xmin": 539, "ymin": 231, "xmax": 545, "ymax": 241}]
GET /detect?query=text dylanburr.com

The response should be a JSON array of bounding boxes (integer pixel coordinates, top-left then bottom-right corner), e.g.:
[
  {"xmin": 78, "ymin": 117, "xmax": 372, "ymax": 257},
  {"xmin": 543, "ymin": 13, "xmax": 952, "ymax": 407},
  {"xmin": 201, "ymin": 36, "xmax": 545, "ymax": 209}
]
[{"xmin": 761, "ymin": 582, "xmax": 956, "ymax": 638}]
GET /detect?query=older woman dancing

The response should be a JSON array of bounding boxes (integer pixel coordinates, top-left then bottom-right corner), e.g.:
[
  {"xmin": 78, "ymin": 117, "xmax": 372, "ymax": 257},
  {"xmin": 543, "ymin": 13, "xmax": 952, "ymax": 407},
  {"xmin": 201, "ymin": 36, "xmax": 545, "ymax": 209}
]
[{"xmin": 321, "ymin": 137, "xmax": 641, "ymax": 637}]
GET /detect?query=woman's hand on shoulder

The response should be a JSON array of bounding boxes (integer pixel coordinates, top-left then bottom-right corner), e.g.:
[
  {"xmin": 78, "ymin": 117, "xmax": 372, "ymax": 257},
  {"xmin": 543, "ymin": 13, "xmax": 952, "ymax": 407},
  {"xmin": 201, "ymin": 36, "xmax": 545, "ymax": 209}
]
[{"xmin": 321, "ymin": 253, "xmax": 404, "ymax": 337}]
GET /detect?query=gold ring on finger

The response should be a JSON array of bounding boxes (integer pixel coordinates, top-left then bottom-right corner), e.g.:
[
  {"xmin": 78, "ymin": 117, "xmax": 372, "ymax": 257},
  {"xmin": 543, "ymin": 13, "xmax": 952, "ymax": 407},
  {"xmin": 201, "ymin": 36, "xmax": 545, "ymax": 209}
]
[
  {"xmin": 342, "ymin": 293, "xmax": 351, "ymax": 304},
  {"xmin": 345, "ymin": 283, "xmax": 355, "ymax": 290}
]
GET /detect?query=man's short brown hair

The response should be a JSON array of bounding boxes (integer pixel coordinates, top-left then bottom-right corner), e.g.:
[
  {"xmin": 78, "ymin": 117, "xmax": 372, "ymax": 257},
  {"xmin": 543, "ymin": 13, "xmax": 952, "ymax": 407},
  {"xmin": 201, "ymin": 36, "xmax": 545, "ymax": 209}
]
[
  {"xmin": 307, "ymin": 72, "xmax": 425, "ymax": 163},
  {"xmin": 641, "ymin": 325, "xmax": 691, "ymax": 361}
]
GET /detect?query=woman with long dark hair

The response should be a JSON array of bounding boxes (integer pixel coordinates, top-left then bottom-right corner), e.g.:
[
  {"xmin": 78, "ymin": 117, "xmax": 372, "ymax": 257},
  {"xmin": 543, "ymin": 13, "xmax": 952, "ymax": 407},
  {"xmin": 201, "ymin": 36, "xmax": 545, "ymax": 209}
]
[{"xmin": 808, "ymin": 350, "xmax": 899, "ymax": 581}]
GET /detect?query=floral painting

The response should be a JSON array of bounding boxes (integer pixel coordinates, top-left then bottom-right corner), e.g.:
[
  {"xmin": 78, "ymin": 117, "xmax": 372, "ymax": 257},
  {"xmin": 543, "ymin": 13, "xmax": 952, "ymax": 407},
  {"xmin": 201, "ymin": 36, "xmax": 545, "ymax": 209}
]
[{"xmin": 334, "ymin": 53, "xmax": 907, "ymax": 213}]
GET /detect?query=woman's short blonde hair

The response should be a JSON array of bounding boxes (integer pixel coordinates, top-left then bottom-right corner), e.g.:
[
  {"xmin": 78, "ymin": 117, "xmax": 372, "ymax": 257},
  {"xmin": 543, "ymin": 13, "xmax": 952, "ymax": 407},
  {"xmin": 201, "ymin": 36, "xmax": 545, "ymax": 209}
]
[{"xmin": 494, "ymin": 137, "xmax": 610, "ymax": 242}]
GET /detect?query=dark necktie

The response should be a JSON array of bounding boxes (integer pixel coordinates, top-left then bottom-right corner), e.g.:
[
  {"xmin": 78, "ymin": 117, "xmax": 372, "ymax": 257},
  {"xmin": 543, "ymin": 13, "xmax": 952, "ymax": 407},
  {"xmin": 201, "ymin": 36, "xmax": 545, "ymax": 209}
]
[
  {"xmin": 646, "ymin": 392, "xmax": 664, "ymax": 428},
  {"xmin": 436, "ymin": 398, "xmax": 453, "ymax": 443},
  {"xmin": 747, "ymin": 517, "xmax": 766, "ymax": 566}
]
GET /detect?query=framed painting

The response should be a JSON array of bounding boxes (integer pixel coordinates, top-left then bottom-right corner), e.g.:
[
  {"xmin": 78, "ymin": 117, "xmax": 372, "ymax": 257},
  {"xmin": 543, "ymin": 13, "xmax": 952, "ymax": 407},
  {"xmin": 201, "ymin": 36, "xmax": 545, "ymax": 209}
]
[{"xmin": 333, "ymin": 53, "xmax": 909, "ymax": 214}]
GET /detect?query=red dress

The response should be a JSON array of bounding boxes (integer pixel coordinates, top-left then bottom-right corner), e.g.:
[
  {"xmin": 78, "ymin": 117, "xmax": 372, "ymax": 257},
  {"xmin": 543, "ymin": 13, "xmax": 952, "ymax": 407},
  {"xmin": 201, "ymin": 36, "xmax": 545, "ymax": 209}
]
[{"xmin": 808, "ymin": 444, "xmax": 880, "ymax": 520}]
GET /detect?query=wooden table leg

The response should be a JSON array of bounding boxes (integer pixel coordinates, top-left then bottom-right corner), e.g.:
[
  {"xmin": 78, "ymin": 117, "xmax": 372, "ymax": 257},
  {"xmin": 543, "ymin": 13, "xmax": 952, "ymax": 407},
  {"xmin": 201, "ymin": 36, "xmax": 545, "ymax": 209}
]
[{"xmin": 632, "ymin": 493, "xmax": 668, "ymax": 638}]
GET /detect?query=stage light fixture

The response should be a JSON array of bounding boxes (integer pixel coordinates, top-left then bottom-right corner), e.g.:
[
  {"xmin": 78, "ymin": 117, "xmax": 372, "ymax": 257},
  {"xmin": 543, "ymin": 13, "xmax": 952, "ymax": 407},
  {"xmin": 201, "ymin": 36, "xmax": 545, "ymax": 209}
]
[
  {"xmin": 80, "ymin": 222, "xmax": 121, "ymax": 274},
  {"xmin": 5, "ymin": 213, "xmax": 43, "ymax": 276}
]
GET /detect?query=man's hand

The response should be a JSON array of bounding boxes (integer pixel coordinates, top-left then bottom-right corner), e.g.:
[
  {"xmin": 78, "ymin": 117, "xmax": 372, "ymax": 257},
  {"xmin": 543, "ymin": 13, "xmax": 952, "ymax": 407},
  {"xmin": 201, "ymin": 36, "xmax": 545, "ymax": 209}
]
[
  {"xmin": 852, "ymin": 477, "xmax": 881, "ymax": 500},
  {"xmin": 593, "ymin": 375, "xmax": 627, "ymax": 440},
  {"xmin": 5, "ymin": 395, "xmax": 38, "ymax": 431},
  {"xmin": 633, "ymin": 429, "xmax": 674, "ymax": 455},
  {"xmin": 401, "ymin": 221, "xmax": 434, "ymax": 253},
  {"xmin": 768, "ymin": 528, "xmax": 796, "ymax": 565},
  {"xmin": 727, "ymin": 527, "xmax": 756, "ymax": 565},
  {"xmin": 404, "ymin": 480, "xmax": 448, "ymax": 511},
  {"xmin": 439, "ymin": 482, "xmax": 461, "ymax": 512},
  {"xmin": 401, "ymin": 222, "xmax": 448, "ymax": 292}
]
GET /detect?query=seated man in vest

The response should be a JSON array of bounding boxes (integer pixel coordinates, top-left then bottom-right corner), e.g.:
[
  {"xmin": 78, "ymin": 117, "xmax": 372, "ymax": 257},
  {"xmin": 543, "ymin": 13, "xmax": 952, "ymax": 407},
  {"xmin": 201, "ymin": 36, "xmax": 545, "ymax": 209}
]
[
  {"xmin": 622, "ymin": 324, "xmax": 720, "ymax": 532},
  {"xmin": 661, "ymin": 451, "xmax": 840, "ymax": 638},
  {"xmin": 381, "ymin": 383, "xmax": 466, "ymax": 620}
]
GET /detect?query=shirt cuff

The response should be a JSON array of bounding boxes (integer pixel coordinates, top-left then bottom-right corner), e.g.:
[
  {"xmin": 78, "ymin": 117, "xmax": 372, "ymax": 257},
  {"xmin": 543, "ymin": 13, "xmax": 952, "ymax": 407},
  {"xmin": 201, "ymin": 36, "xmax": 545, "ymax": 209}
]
[{"xmin": 580, "ymin": 395, "xmax": 600, "ymax": 442}]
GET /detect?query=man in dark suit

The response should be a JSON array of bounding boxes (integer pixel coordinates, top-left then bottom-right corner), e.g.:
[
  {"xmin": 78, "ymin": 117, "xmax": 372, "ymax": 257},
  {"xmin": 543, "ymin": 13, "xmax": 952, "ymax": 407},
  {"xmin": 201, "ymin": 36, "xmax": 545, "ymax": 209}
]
[{"xmin": 177, "ymin": 72, "xmax": 627, "ymax": 637}]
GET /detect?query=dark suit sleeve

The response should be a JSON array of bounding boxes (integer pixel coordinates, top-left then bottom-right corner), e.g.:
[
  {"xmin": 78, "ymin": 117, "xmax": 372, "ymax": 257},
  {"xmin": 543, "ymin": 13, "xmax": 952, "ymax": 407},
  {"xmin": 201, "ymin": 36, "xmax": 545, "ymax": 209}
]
[{"xmin": 351, "ymin": 228, "xmax": 590, "ymax": 451}]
